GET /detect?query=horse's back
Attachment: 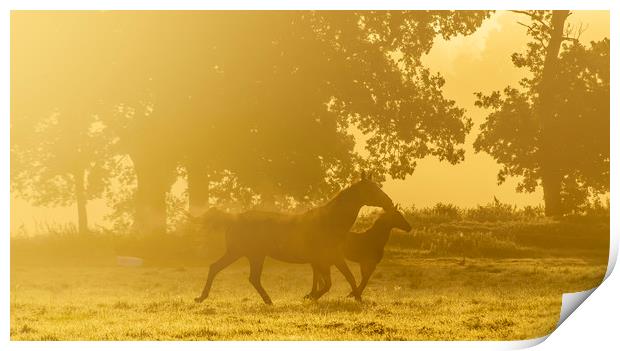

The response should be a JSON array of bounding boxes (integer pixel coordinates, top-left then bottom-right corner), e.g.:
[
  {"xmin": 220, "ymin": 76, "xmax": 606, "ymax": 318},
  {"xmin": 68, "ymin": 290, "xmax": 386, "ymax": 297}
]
[
  {"xmin": 222, "ymin": 209, "xmax": 346, "ymax": 264},
  {"xmin": 223, "ymin": 210, "xmax": 309, "ymax": 257},
  {"xmin": 239, "ymin": 210, "xmax": 290, "ymax": 220},
  {"xmin": 227, "ymin": 210, "xmax": 294, "ymax": 234}
]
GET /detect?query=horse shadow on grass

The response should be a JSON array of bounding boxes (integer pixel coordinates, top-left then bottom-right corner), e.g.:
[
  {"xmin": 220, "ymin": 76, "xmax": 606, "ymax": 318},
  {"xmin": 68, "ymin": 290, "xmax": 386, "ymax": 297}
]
[
  {"xmin": 194, "ymin": 297, "xmax": 369, "ymax": 315},
  {"xmin": 303, "ymin": 298, "xmax": 369, "ymax": 314}
]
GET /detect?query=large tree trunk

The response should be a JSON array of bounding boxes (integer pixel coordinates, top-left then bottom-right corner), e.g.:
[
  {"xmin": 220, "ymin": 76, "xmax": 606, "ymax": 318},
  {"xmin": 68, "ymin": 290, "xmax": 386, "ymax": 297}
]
[
  {"xmin": 538, "ymin": 10, "xmax": 570, "ymax": 217},
  {"xmin": 131, "ymin": 153, "xmax": 174, "ymax": 235},
  {"xmin": 73, "ymin": 169, "xmax": 88, "ymax": 234},
  {"xmin": 186, "ymin": 161, "xmax": 211, "ymax": 217}
]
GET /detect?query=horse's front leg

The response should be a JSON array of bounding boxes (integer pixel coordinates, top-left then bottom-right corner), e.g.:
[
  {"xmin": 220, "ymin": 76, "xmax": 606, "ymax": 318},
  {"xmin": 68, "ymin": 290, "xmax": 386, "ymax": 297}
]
[
  {"xmin": 248, "ymin": 255, "xmax": 273, "ymax": 305},
  {"xmin": 334, "ymin": 258, "xmax": 361, "ymax": 301},
  {"xmin": 195, "ymin": 251, "xmax": 240, "ymax": 303},
  {"xmin": 355, "ymin": 261, "xmax": 376, "ymax": 298}
]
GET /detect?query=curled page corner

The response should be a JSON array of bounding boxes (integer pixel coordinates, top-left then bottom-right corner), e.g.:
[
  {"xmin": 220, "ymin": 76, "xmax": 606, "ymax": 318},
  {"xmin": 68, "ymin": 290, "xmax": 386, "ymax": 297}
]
[
  {"xmin": 553, "ymin": 224, "xmax": 618, "ymax": 331},
  {"xmin": 604, "ymin": 225, "xmax": 618, "ymax": 280},
  {"xmin": 507, "ymin": 335, "xmax": 549, "ymax": 350},
  {"xmin": 557, "ymin": 288, "xmax": 597, "ymax": 328}
]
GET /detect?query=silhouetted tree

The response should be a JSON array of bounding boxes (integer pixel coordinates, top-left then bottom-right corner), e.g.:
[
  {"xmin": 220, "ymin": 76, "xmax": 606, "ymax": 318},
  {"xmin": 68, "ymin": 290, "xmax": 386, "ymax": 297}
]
[
  {"xmin": 96, "ymin": 12, "xmax": 220, "ymax": 233},
  {"xmin": 11, "ymin": 111, "xmax": 114, "ymax": 234},
  {"xmin": 185, "ymin": 11, "xmax": 491, "ymax": 208},
  {"xmin": 137, "ymin": 10, "xmax": 491, "ymax": 218},
  {"xmin": 314, "ymin": 11, "xmax": 490, "ymax": 180},
  {"xmin": 474, "ymin": 10, "xmax": 609, "ymax": 216},
  {"xmin": 11, "ymin": 12, "xmax": 117, "ymax": 234},
  {"xmin": 11, "ymin": 11, "xmax": 492, "ymax": 233}
]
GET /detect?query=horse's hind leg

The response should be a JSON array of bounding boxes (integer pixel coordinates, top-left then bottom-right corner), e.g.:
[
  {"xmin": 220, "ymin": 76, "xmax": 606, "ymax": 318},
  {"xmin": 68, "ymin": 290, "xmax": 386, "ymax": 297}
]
[
  {"xmin": 195, "ymin": 251, "xmax": 240, "ymax": 303},
  {"xmin": 304, "ymin": 264, "xmax": 320, "ymax": 299},
  {"xmin": 248, "ymin": 256, "xmax": 273, "ymax": 305}
]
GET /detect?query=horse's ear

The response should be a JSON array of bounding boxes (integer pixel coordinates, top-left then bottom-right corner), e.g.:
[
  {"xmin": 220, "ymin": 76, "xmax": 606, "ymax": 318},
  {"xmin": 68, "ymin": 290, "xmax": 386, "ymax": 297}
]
[
  {"xmin": 368, "ymin": 171, "xmax": 374, "ymax": 181},
  {"xmin": 360, "ymin": 170, "xmax": 367, "ymax": 180}
]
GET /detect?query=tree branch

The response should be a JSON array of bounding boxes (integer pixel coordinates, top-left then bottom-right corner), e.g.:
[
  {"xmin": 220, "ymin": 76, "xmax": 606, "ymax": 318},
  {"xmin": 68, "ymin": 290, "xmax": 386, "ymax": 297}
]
[
  {"xmin": 511, "ymin": 10, "xmax": 534, "ymax": 18},
  {"xmin": 563, "ymin": 21, "xmax": 588, "ymax": 44},
  {"xmin": 516, "ymin": 21, "xmax": 548, "ymax": 49},
  {"xmin": 516, "ymin": 21, "xmax": 536, "ymax": 32},
  {"xmin": 561, "ymin": 37, "xmax": 580, "ymax": 44},
  {"xmin": 511, "ymin": 10, "xmax": 551, "ymax": 32}
]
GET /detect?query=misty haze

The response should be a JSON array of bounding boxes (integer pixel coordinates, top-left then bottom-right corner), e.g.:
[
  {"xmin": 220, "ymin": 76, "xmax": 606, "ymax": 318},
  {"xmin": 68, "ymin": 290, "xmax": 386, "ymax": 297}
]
[{"xmin": 10, "ymin": 10, "xmax": 609, "ymax": 341}]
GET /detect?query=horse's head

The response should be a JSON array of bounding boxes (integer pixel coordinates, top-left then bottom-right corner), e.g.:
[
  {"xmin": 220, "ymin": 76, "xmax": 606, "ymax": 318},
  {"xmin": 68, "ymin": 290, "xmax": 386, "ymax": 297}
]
[
  {"xmin": 349, "ymin": 171, "xmax": 394, "ymax": 210},
  {"xmin": 382, "ymin": 205, "xmax": 412, "ymax": 232}
]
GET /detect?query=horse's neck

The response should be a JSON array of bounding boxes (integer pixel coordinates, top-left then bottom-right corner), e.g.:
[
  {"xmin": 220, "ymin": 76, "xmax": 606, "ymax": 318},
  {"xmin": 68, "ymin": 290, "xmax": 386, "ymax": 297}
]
[
  {"xmin": 367, "ymin": 220, "xmax": 392, "ymax": 246},
  {"xmin": 318, "ymin": 188, "xmax": 363, "ymax": 230}
]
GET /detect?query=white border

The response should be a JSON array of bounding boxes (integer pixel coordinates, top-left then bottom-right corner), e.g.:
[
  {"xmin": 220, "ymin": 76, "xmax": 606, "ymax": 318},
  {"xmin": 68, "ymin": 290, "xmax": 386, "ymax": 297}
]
[
  {"xmin": 2, "ymin": 1, "xmax": 617, "ymax": 350},
  {"xmin": 1, "ymin": 0, "xmax": 616, "ymax": 11}
]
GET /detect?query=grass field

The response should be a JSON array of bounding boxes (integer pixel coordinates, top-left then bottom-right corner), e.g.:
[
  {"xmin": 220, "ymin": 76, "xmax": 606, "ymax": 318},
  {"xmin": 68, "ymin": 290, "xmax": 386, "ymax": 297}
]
[
  {"xmin": 10, "ymin": 252, "xmax": 607, "ymax": 340},
  {"xmin": 10, "ymin": 210, "xmax": 609, "ymax": 341}
]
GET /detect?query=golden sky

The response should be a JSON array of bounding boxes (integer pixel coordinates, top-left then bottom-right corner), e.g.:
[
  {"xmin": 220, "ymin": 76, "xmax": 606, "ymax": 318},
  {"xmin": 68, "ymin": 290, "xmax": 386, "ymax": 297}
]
[{"xmin": 10, "ymin": 11, "xmax": 610, "ymax": 232}]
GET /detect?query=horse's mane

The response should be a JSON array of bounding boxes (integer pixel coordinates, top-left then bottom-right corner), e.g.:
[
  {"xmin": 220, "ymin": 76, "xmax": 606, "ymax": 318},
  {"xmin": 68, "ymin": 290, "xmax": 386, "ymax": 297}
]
[
  {"xmin": 304, "ymin": 183, "xmax": 355, "ymax": 215},
  {"xmin": 198, "ymin": 182, "xmax": 360, "ymax": 228}
]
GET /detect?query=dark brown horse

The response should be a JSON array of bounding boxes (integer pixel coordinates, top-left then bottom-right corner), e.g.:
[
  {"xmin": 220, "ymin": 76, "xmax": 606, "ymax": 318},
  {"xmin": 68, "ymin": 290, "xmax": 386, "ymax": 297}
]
[
  {"xmin": 308, "ymin": 207, "xmax": 412, "ymax": 299},
  {"xmin": 194, "ymin": 173, "xmax": 394, "ymax": 304}
]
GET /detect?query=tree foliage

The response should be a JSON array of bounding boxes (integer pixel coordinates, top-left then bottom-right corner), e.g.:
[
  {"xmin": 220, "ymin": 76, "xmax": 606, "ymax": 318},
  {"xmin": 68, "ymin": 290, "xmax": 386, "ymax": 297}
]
[
  {"xmin": 12, "ymin": 11, "xmax": 491, "ymax": 232},
  {"xmin": 11, "ymin": 110, "xmax": 115, "ymax": 232},
  {"xmin": 474, "ymin": 10, "xmax": 609, "ymax": 214}
]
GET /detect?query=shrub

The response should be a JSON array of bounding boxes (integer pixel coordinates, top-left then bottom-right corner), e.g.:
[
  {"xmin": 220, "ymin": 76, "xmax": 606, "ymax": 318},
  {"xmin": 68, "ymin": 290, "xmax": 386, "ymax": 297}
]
[{"xmin": 466, "ymin": 197, "xmax": 518, "ymax": 222}]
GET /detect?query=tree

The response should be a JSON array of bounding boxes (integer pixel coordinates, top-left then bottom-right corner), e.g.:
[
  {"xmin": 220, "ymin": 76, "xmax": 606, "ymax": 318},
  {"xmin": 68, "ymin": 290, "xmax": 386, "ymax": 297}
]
[
  {"xmin": 12, "ymin": 11, "xmax": 492, "ymax": 233},
  {"xmin": 11, "ymin": 11, "xmax": 186, "ymax": 234},
  {"xmin": 474, "ymin": 10, "xmax": 609, "ymax": 216},
  {"xmin": 313, "ymin": 11, "xmax": 490, "ymax": 180},
  {"xmin": 180, "ymin": 11, "xmax": 492, "ymax": 210},
  {"xmin": 11, "ymin": 12, "xmax": 117, "ymax": 233},
  {"xmin": 11, "ymin": 111, "xmax": 114, "ymax": 234},
  {"xmin": 105, "ymin": 10, "xmax": 491, "ymax": 218}
]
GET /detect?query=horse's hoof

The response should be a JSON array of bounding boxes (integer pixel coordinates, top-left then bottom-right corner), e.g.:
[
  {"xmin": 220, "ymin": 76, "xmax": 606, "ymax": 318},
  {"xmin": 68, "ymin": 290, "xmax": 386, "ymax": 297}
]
[
  {"xmin": 264, "ymin": 300, "xmax": 273, "ymax": 305},
  {"xmin": 306, "ymin": 294, "xmax": 317, "ymax": 301},
  {"xmin": 346, "ymin": 291, "xmax": 355, "ymax": 298},
  {"xmin": 194, "ymin": 296, "xmax": 205, "ymax": 303}
]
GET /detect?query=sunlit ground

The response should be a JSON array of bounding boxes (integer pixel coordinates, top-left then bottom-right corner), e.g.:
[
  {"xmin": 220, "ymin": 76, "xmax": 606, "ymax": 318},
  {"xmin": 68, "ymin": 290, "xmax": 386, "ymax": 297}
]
[{"xmin": 10, "ymin": 252, "xmax": 606, "ymax": 340}]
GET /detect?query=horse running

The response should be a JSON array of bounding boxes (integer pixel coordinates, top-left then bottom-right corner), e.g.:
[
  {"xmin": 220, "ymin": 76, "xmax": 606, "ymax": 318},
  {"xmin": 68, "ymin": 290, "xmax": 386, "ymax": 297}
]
[
  {"xmin": 308, "ymin": 207, "xmax": 412, "ymax": 299},
  {"xmin": 194, "ymin": 173, "xmax": 394, "ymax": 304}
]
